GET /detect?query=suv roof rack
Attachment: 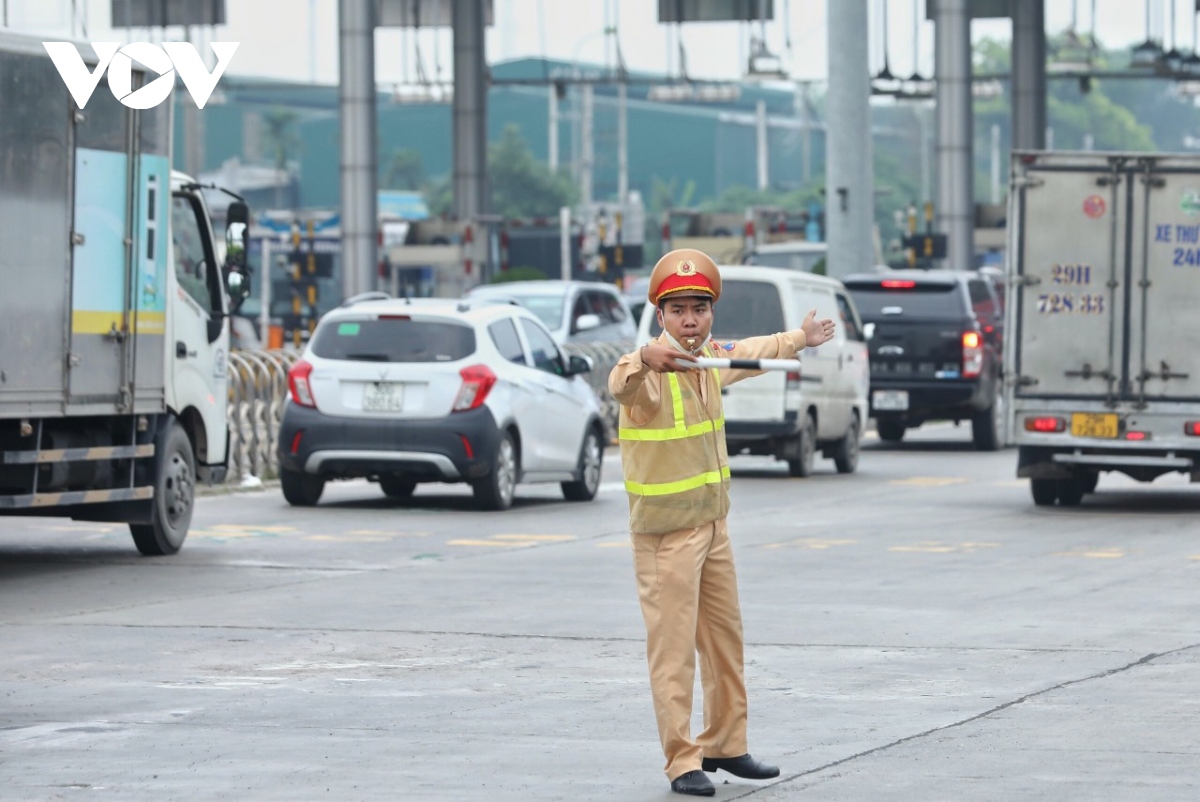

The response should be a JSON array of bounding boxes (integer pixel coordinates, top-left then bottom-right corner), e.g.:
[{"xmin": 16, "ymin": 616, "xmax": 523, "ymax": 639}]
[{"xmin": 340, "ymin": 291, "xmax": 392, "ymax": 308}]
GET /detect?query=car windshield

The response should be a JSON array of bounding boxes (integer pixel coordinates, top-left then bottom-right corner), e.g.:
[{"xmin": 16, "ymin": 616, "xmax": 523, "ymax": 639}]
[
  {"xmin": 845, "ymin": 283, "xmax": 964, "ymax": 320},
  {"xmin": 503, "ymin": 293, "xmax": 565, "ymax": 331},
  {"xmin": 311, "ymin": 318, "xmax": 476, "ymax": 362},
  {"xmin": 646, "ymin": 280, "xmax": 786, "ymax": 340}
]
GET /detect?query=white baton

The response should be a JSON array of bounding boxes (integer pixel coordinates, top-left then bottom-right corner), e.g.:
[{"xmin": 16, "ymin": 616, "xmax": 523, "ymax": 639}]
[{"xmin": 673, "ymin": 357, "xmax": 802, "ymax": 371}]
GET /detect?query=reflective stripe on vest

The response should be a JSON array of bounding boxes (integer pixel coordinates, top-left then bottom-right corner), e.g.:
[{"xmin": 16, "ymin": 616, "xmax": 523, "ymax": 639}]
[
  {"xmin": 618, "ymin": 369, "xmax": 724, "ymax": 442},
  {"xmin": 624, "ymin": 464, "xmax": 731, "ymax": 496}
]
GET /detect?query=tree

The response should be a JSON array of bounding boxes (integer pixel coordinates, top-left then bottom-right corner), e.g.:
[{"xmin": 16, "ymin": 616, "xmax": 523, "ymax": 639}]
[
  {"xmin": 261, "ymin": 107, "xmax": 302, "ymax": 208},
  {"xmin": 488, "ymin": 125, "xmax": 578, "ymax": 218},
  {"xmin": 423, "ymin": 125, "xmax": 579, "ymax": 219},
  {"xmin": 382, "ymin": 148, "xmax": 426, "ymax": 190}
]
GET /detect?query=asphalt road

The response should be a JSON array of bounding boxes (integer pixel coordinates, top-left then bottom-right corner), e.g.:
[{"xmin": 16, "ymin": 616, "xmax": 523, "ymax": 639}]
[{"xmin": 3, "ymin": 423, "xmax": 1199, "ymax": 800}]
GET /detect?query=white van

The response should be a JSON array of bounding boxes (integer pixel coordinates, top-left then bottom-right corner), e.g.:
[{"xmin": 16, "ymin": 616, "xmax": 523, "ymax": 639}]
[{"xmin": 637, "ymin": 266, "xmax": 870, "ymax": 476}]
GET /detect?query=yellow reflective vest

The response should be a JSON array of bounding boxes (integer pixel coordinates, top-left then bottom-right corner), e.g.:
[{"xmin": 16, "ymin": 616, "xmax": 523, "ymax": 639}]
[{"xmin": 609, "ymin": 332, "xmax": 799, "ymax": 535}]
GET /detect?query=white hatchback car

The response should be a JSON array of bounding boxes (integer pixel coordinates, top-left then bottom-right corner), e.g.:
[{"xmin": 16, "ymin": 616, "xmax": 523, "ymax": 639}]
[{"xmin": 278, "ymin": 294, "xmax": 606, "ymax": 510}]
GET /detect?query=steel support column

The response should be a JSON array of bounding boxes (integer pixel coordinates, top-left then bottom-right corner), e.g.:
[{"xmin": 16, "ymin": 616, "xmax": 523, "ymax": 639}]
[
  {"xmin": 452, "ymin": 0, "xmax": 488, "ymax": 219},
  {"xmin": 826, "ymin": 0, "xmax": 874, "ymax": 278},
  {"xmin": 935, "ymin": 0, "xmax": 973, "ymax": 269},
  {"xmin": 1011, "ymin": 0, "xmax": 1046, "ymax": 151},
  {"xmin": 338, "ymin": 0, "xmax": 378, "ymax": 297}
]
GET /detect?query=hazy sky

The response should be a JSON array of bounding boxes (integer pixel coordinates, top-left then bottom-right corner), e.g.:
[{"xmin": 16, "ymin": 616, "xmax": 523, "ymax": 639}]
[{"xmin": 2, "ymin": 0, "xmax": 1183, "ymax": 85}]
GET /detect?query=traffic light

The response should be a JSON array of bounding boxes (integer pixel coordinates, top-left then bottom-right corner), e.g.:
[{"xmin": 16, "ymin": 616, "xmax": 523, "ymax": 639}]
[{"xmin": 901, "ymin": 233, "xmax": 948, "ymax": 260}]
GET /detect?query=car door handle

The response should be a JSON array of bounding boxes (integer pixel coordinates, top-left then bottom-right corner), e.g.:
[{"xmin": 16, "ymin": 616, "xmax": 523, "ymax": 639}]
[{"xmin": 176, "ymin": 341, "xmax": 196, "ymax": 359}]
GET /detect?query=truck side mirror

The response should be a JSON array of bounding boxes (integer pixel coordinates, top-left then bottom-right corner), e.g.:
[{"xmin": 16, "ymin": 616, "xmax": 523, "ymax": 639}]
[{"xmin": 223, "ymin": 201, "xmax": 252, "ymax": 313}]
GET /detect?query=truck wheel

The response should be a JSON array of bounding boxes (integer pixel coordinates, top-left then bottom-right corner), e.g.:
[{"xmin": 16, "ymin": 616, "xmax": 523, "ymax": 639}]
[
  {"xmin": 1082, "ymin": 471, "xmax": 1100, "ymax": 494},
  {"xmin": 972, "ymin": 394, "xmax": 1002, "ymax": 451},
  {"xmin": 281, "ymin": 467, "xmax": 325, "ymax": 506},
  {"xmin": 474, "ymin": 431, "xmax": 517, "ymax": 510},
  {"xmin": 379, "ymin": 474, "xmax": 417, "ymax": 498},
  {"xmin": 832, "ymin": 414, "xmax": 861, "ymax": 474},
  {"xmin": 787, "ymin": 413, "xmax": 817, "ymax": 477},
  {"xmin": 1030, "ymin": 478, "xmax": 1058, "ymax": 507},
  {"xmin": 1057, "ymin": 474, "xmax": 1087, "ymax": 507},
  {"xmin": 562, "ymin": 427, "xmax": 603, "ymax": 501},
  {"xmin": 877, "ymin": 418, "xmax": 905, "ymax": 443},
  {"xmin": 129, "ymin": 423, "xmax": 194, "ymax": 556}
]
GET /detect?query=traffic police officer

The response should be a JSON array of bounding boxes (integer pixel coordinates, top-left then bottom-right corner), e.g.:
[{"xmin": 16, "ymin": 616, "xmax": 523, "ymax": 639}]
[{"xmin": 608, "ymin": 248, "xmax": 835, "ymax": 797}]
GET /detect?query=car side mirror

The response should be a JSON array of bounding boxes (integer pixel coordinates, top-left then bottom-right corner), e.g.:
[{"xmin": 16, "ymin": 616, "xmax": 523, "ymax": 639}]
[
  {"xmin": 863, "ymin": 322, "xmax": 876, "ymax": 341},
  {"xmin": 573, "ymin": 313, "xmax": 601, "ymax": 333},
  {"xmin": 566, "ymin": 354, "xmax": 593, "ymax": 376}
]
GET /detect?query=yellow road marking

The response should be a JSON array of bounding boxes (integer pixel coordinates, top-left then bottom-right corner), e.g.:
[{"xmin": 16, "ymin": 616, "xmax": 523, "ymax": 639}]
[
  {"xmin": 889, "ymin": 541, "xmax": 1000, "ymax": 554},
  {"xmin": 491, "ymin": 534, "xmax": 575, "ymax": 542},
  {"xmin": 447, "ymin": 539, "xmax": 535, "ymax": 547},
  {"xmin": 889, "ymin": 477, "xmax": 969, "ymax": 487},
  {"xmin": 765, "ymin": 538, "xmax": 857, "ymax": 550},
  {"xmin": 1054, "ymin": 548, "xmax": 1125, "ymax": 559},
  {"xmin": 347, "ymin": 530, "xmax": 431, "ymax": 537}
]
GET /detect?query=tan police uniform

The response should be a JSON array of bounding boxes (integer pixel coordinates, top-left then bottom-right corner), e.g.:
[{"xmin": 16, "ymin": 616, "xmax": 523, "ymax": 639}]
[{"xmin": 608, "ymin": 249, "xmax": 809, "ymax": 781}]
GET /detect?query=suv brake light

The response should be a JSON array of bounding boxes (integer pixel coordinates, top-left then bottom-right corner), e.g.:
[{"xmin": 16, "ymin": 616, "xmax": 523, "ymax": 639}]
[
  {"xmin": 962, "ymin": 331, "xmax": 983, "ymax": 378},
  {"xmin": 881, "ymin": 279, "xmax": 916, "ymax": 289},
  {"xmin": 288, "ymin": 360, "xmax": 317, "ymax": 408},
  {"xmin": 453, "ymin": 364, "xmax": 497, "ymax": 412}
]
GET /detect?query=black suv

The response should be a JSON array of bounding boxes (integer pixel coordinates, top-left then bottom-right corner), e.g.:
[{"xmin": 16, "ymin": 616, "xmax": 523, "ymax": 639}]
[{"xmin": 843, "ymin": 270, "xmax": 1004, "ymax": 450}]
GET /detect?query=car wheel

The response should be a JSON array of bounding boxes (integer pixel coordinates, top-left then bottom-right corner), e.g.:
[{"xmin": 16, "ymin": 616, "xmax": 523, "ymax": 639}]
[
  {"xmin": 876, "ymin": 418, "xmax": 905, "ymax": 443},
  {"xmin": 1057, "ymin": 474, "xmax": 1087, "ymax": 507},
  {"xmin": 787, "ymin": 413, "xmax": 816, "ymax": 478},
  {"xmin": 1030, "ymin": 478, "xmax": 1058, "ymax": 507},
  {"xmin": 281, "ymin": 466, "xmax": 325, "ymax": 506},
  {"xmin": 129, "ymin": 422, "xmax": 194, "ymax": 556},
  {"xmin": 833, "ymin": 414, "xmax": 861, "ymax": 474},
  {"xmin": 562, "ymin": 427, "xmax": 603, "ymax": 501},
  {"xmin": 474, "ymin": 431, "xmax": 517, "ymax": 511},
  {"xmin": 972, "ymin": 392, "xmax": 1002, "ymax": 451},
  {"xmin": 380, "ymin": 474, "xmax": 417, "ymax": 499}
]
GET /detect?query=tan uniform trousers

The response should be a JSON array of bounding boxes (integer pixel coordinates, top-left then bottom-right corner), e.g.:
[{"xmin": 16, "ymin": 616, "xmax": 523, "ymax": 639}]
[{"xmin": 631, "ymin": 517, "xmax": 748, "ymax": 780}]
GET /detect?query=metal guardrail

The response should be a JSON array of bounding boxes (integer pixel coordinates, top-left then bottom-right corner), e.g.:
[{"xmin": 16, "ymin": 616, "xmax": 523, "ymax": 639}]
[
  {"xmin": 226, "ymin": 349, "xmax": 300, "ymax": 483},
  {"xmin": 220, "ymin": 341, "xmax": 633, "ymax": 485}
]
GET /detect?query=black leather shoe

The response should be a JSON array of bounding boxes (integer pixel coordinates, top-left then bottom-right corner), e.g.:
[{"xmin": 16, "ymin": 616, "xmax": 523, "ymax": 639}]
[
  {"xmin": 670, "ymin": 770, "xmax": 716, "ymax": 796},
  {"xmin": 701, "ymin": 753, "xmax": 780, "ymax": 780}
]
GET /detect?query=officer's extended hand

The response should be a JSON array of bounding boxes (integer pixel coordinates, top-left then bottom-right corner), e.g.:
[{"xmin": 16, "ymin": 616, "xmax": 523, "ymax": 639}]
[
  {"xmin": 642, "ymin": 343, "xmax": 699, "ymax": 372},
  {"xmin": 801, "ymin": 309, "xmax": 836, "ymax": 347}
]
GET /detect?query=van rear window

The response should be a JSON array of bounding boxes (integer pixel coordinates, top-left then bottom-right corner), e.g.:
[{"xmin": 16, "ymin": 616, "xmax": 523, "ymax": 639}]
[
  {"xmin": 312, "ymin": 318, "xmax": 476, "ymax": 362},
  {"xmin": 844, "ymin": 284, "xmax": 965, "ymax": 320}
]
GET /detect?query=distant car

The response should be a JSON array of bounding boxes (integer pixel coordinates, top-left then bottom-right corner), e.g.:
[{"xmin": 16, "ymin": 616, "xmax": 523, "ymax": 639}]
[
  {"xmin": 277, "ymin": 295, "xmax": 606, "ymax": 510},
  {"xmin": 466, "ymin": 280, "xmax": 637, "ymax": 345},
  {"xmin": 743, "ymin": 240, "xmax": 828, "ymax": 273},
  {"xmin": 843, "ymin": 269, "xmax": 1004, "ymax": 450}
]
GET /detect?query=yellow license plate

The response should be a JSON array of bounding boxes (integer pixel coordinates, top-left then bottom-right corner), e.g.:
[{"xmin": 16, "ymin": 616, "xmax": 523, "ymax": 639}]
[{"xmin": 1071, "ymin": 413, "xmax": 1119, "ymax": 439}]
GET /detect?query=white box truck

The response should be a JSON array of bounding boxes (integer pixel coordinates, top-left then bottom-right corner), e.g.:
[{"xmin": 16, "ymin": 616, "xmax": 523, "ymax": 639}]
[
  {"xmin": 1005, "ymin": 151, "xmax": 1200, "ymax": 505},
  {"xmin": 0, "ymin": 32, "xmax": 250, "ymax": 553}
]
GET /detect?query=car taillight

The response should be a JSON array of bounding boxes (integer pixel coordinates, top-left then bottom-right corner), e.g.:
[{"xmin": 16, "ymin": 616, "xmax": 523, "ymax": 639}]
[
  {"xmin": 962, "ymin": 331, "xmax": 983, "ymax": 378},
  {"xmin": 453, "ymin": 364, "xmax": 497, "ymax": 412},
  {"xmin": 1185, "ymin": 422, "xmax": 1200, "ymax": 437},
  {"xmin": 786, "ymin": 370, "xmax": 802, "ymax": 391},
  {"xmin": 287, "ymin": 359, "xmax": 317, "ymax": 408},
  {"xmin": 1025, "ymin": 416, "xmax": 1066, "ymax": 433},
  {"xmin": 881, "ymin": 279, "xmax": 916, "ymax": 289}
]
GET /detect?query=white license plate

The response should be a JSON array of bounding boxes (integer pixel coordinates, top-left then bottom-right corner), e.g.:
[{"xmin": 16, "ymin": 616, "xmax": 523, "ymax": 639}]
[
  {"xmin": 873, "ymin": 389, "xmax": 909, "ymax": 411},
  {"xmin": 362, "ymin": 381, "xmax": 404, "ymax": 412}
]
